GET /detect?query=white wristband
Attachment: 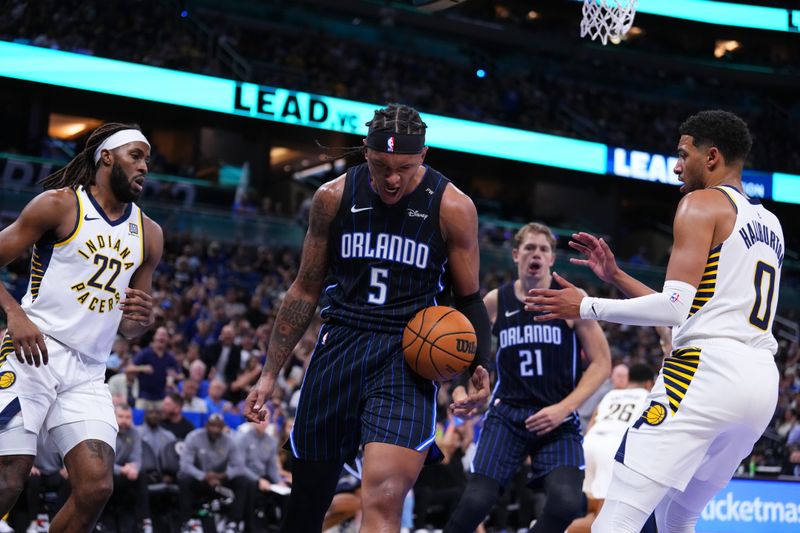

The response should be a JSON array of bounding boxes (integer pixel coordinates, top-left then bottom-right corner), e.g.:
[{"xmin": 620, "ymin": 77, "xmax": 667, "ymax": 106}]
[{"xmin": 579, "ymin": 280, "xmax": 697, "ymax": 327}]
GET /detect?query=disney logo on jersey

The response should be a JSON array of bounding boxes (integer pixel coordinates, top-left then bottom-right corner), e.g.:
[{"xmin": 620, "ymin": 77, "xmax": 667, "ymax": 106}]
[
  {"xmin": 407, "ymin": 209, "xmax": 428, "ymax": 220},
  {"xmin": 71, "ymin": 234, "xmax": 137, "ymax": 314}
]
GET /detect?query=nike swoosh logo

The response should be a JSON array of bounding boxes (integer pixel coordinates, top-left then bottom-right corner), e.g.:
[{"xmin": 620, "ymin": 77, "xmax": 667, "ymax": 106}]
[
  {"xmin": 505, "ymin": 309, "xmax": 520, "ymax": 317},
  {"xmin": 351, "ymin": 205, "xmax": 373, "ymax": 213},
  {"xmin": 591, "ymin": 303, "xmax": 598, "ymax": 318},
  {"xmin": 84, "ymin": 215, "xmax": 100, "ymax": 221}
]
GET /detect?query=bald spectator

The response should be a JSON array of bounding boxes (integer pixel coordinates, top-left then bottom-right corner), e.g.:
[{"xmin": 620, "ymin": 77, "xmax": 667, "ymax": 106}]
[
  {"xmin": 107, "ymin": 366, "xmax": 140, "ymax": 408},
  {"xmin": 182, "ymin": 379, "xmax": 208, "ymax": 414},
  {"xmin": 203, "ymin": 325, "xmax": 241, "ymax": 385},
  {"xmin": 206, "ymin": 379, "xmax": 234, "ymax": 415},
  {"xmin": 178, "ymin": 414, "xmax": 251, "ymax": 532}
]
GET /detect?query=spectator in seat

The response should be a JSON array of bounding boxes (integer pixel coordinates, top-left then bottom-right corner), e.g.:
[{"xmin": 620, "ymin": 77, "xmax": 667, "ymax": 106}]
[
  {"xmin": 178, "ymin": 414, "xmax": 251, "ymax": 533},
  {"xmin": 161, "ymin": 392, "xmax": 196, "ymax": 440}
]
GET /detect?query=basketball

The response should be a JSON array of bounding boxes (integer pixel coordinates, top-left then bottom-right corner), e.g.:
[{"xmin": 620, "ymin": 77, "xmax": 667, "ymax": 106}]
[{"xmin": 402, "ymin": 306, "xmax": 477, "ymax": 381}]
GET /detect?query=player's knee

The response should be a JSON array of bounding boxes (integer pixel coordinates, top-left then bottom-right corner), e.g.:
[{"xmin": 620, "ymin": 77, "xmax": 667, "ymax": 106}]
[
  {"xmin": 542, "ymin": 479, "xmax": 583, "ymax": 525},
  {"xmin": 460, "ymin": 476, "xmax": 499, "ymax": 510},
  {"xmin": 655, "ymin": 500, "xmax": 699, "ymax": 533},
  {"xmin": 73, "ymin": 476, "xmax": 113, "ymax": 508},
  {"xmin": 362, "ymin": 477, "xmax": 408, "ymax": 516},
  {"xmin": 0, "ymin": 457, "xmax": 33, "ymax": 498}
]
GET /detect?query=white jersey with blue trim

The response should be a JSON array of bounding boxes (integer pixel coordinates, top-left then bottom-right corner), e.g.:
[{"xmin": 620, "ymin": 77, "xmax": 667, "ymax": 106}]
[
  {"xmin": 672, "ymin": 185, "xmax": 783, "ymax": 354},
  {"xmin": 586, "ymin": 387, "xmax": 650, "ymax": 439},
  {"xmin": 20, "ymin": 186, "xmax": 145, "ymax": 362}
]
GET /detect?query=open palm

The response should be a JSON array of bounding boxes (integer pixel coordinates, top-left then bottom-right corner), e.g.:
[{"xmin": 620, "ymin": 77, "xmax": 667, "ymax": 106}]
[{"xmin": 568, "ymin": 232, "xmax": 620, "ymax": 283}]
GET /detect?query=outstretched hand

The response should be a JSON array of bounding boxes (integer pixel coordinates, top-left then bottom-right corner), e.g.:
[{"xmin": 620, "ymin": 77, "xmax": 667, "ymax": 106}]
[
  {"xmin": 568, "ymin": 232, "xmax": 620, "ymax": 283},
  {"xmin": 449, "ymin": 365, "xmax": 490, "ymax": 418},
  {"xmin": 525, "ymin": 272, "xmax": 584, "ymax": 321}
]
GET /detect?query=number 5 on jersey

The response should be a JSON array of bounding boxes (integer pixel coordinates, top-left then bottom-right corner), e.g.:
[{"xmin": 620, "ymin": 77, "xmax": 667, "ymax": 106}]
[{"xmin": 368, "ymin": 267, "xmax": 389, "ymax": 305}]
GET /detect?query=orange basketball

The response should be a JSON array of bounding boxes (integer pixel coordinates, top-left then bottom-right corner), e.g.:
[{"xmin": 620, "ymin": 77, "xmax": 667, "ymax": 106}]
[{"xmin": 402, "ymin": 306, "xmax": 476, "ymax": 381}]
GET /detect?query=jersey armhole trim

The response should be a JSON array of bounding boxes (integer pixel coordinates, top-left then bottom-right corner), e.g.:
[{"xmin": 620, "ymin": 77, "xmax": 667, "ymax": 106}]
[
  {"xmin": 711, "ymin": 186, "xmax": 738, "ymax": 214},
  {"xmin": 138, "ymin": 208, "xmax": 146, "ymax": 264},
  {"xmin": 54, "ymin": 188, "xmax": 83, "ymax": 247}
]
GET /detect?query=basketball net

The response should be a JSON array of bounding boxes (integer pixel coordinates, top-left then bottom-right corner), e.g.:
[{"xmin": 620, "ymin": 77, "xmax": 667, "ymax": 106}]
[{"xmin": 581, "ymin": 0, "xmax": 638, "ymax": 45}]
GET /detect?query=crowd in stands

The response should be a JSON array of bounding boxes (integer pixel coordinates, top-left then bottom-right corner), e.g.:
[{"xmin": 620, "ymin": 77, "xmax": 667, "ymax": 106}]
[
  {"xmin": 2, "ymin": 228, "xmax": 798, "ymax": 531},
  {"xmin": 2, "ymin": 0, "xmax": 800, "ymax": 174}
]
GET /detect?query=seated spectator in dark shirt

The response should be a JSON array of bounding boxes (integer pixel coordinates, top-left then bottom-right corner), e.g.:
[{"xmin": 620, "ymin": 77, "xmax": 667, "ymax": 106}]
[
  {"xmin": 160, "ymin": 393, "xmax": 196, "ymax": 440},
  {"xmin": 203, "ymin": 325, "xmax": 241, "ymax": 385}
]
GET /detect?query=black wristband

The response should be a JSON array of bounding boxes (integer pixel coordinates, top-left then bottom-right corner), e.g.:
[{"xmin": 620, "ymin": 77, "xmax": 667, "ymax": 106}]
[{"xmin": 454, "ymin": 291, "xmax": 492, "ymax": 373}]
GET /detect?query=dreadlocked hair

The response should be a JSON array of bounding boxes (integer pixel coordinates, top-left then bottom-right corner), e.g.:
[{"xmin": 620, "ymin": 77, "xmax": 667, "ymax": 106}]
[
  {"xmin": 40, "ymin": 122, "xmax": 142, "ymax": 191},
  {"xmin": 366, "ymin": 103, "xmax": 427, "ymax": 135}
]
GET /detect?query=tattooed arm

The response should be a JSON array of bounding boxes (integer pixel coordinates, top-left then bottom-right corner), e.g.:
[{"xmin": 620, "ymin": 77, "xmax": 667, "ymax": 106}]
[{"xmin": 244, "ymin": 176, "xmax": 343, "ymax": 421}]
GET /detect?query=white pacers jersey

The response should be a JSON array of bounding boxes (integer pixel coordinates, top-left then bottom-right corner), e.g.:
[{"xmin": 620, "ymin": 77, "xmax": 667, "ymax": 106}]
[
  {"xmin": 587, "ymin": 387, "xmax": 650, "ymax": 439},
  {"xmin": 20, "ymin": 186, "xmax": 145, "ymax": 362},
  {"xmin": 673, "ymin": 185, "xmax": 783, "ymax": 354}
]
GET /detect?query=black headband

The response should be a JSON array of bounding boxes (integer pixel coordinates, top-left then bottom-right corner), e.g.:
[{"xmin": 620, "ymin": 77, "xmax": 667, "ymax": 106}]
[{"xmin": 365, "ymin": 131, "xmax": 425, "ymax": 154}]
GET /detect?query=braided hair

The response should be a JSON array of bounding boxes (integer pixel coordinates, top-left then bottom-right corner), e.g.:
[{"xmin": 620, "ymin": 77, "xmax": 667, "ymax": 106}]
[
  {"xmin": 365, "ymin": 103, "xmax": 427, "ymax": 135},
  {"xmin": 317, "ymin": 103, "xmax": 427, "ymax": 160},
  {"xmin": 40, "ymin": 122, "xmax": 142, "ymax": 191}
]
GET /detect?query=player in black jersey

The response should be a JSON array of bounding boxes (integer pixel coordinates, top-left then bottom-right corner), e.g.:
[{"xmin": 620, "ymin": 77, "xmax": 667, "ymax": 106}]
[
  {"xmin": 445, "ymin": 222, "xmax": 610, "ymax": 533},
  {"xmin": 244, "ymin": 104, "xmax": 491, "ymax": 533}
]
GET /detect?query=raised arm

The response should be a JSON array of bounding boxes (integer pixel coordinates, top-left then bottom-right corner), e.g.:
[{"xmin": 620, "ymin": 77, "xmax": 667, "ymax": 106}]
[
  {"xmin": 118, "ymin": 216, "xmax": 163, "ymax": 339},
  {"xmin": 526, "ymin": 189, "xmax": 730, "ymax": 326},
  {"xmin": 568, "ymin": 232, "xmax": 655, "ymax": 298},
  {"xmin": 0, "ymin": 189, "xmax": 76, "ymax": 366},
  {"xmin": 244, "ymin": 176, "xmax": 343, "ymax": 421}
]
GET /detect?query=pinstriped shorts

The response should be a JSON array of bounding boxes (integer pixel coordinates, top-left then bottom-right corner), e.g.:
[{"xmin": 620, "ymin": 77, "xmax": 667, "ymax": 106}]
[
  {"xmin": 288, "ymin": 323, "xmax": 439, "ymax": 463},
  {"xmin": 470, "ymin": 400, "xmax": 584, "ymax": 487}
]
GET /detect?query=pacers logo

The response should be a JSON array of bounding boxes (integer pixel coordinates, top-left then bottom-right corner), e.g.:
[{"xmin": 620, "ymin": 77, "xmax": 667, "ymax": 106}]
[
  {"xmin": 0, "ymin": 371, "xmax": 16, "ymax": 389},
  {"xmin": 633, "ymin": 401, "xmax": 666, "ymax": 428}
]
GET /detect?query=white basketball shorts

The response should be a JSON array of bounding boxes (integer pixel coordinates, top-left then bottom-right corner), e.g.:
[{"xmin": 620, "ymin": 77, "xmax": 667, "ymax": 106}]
[
  {"xmin": 614, "ymin": 339, "xmax": 778, "ymax": 491},
  {"xmin": 0, "ymin": 334, "xmax": 118, "ymax": 456}
]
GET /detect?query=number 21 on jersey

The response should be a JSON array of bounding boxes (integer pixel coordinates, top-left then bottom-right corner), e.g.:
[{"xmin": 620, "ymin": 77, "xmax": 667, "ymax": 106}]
[{"xmin": 519, "ymin": 349, "xmax": 543, "ymax": 377}]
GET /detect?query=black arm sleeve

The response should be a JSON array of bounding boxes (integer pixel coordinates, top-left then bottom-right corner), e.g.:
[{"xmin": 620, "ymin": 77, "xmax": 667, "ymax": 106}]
[{"xmin": 454, "ymin": 291, "xmax": 492, "ymax": 373}]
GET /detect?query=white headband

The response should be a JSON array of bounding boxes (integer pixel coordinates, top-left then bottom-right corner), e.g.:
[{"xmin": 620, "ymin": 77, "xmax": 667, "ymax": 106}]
[{"xmin": 93, "ymin": 129, "xmax": 150, "ymax": 164}]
